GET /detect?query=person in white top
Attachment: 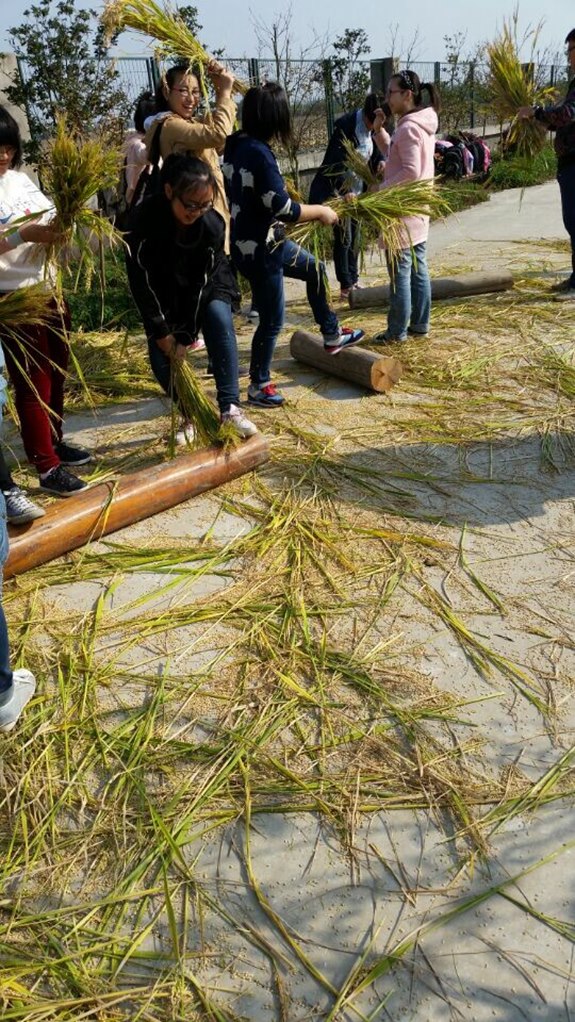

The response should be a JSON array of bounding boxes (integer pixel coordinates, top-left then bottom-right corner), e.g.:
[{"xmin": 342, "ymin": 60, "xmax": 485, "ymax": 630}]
[{"xmin": 0, "ymin": 105, "xmax": 92, "ymax": 498}]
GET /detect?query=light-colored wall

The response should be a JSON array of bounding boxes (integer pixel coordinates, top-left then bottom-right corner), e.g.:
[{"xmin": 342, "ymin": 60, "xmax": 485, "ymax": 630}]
[{"xmin": 0, "ymin": 53, "xmax": 31, "ymax": 142}]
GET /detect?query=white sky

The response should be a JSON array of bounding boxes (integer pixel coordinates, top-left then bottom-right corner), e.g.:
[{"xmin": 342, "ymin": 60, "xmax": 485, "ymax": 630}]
[{"xmin": 0, "ymin": 0, "xmax": 572, "ymax": 64}]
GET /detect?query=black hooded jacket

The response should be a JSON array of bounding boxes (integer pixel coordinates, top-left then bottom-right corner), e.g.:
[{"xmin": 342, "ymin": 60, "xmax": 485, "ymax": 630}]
[{"xmin": 125, "ymin": 194, "xmax": 239, "ymax": 343}]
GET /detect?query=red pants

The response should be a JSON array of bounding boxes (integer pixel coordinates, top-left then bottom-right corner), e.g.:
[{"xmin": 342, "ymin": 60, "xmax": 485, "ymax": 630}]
[{"xmin": 1, "ymin": 299, "xmax": 71, "ymax": 474}]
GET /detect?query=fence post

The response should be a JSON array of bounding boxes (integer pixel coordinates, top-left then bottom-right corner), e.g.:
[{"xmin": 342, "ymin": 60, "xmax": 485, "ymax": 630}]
[
  {"xmin": 370, "ymin": 57, "xmax": 398, "ymax": 95},
  {"xmin": 468, "ymin": 61, "xmax": 475, "ymax": 130},
  {"xmin": 147, "ymin": 57, "xmax": 161, "ymax": 91},
  {"xmin": 322, "ymin": 59, "xmax": 335, "ymax": 138},
  {"xmin": 247, "ymin": 58, "xmax": 260, "ymax": 86},
  {"xmin": 434, "ymin": 61, "xmax": 441, "ymax": 85}
]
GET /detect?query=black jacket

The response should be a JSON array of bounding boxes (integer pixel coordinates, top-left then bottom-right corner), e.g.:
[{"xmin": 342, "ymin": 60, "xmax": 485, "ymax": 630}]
[
  {"xmin": 125, "ymin": 194, "xmax": 239, "ymax": 343},
  {"xmin": 308, "ymin": 110, "xmax": 380, "ymax": 203},
  {"xmin": 534, "ymin": 75, "xmax": 575, "ymax": 168}
]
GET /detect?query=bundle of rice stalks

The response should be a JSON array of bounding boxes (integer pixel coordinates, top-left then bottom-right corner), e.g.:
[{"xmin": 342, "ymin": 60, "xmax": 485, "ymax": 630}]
[
  {"xmin": 341, "ymin": 135, "xmax": 379, "ymax": 190},
  {"xmin": 486, "ymin": 16, "xmax": 557, "ymax": 157},
  {"xmin": 287, "ymin": 178, "xmax": 450, "ymax": 265},
  {"xmin": 170, "ymin": 355, "xmax": 237, "ymax": 448},
  {"xmin": 0, "ymin": 284, "xmax": 54, "ymax": 330},
  {"xmin": 101, "ymin": 0, "xmax": 248, "ymax": 95},
  {"xmin": 42, "ymin": 116, "xmax": 124, "ymax": 288}
]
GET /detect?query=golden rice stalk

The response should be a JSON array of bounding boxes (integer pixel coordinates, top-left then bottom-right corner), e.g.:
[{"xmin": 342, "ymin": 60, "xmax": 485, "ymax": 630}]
[
  {"xmin": 486, "ymin": 16, "xmax": 557, "ymax": 157},
  {"xmin": 0, "ymin": 284, "xmax": 54, "ymax": 329},
  {"xmin": 341, "ymin": 136, "xmax": 378, "ymax": 189},
  {"xmin": 170, "ymin": 355, "xmax": 237, "ymax": 448},
  {"xmin": 101, "ymin": 0, "xmax": 248, "ymax": 95},
  {"xmin": 42, "ymin": 116, "xmax": 124, "ymax": 287},
  {"xmin": 287, "ymin": 178, "xmax": 450, "ymax": 265}
]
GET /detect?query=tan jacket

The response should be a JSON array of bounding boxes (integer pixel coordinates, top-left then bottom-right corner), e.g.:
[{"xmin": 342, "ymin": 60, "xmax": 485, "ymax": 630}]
[{"xmin": 144, "ymin": 97, "xmax": 236, "ymax": 243}]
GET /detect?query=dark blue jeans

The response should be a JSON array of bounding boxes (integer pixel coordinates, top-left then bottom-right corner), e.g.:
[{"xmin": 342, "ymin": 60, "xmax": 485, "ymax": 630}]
[
  {"xmin": 147, "ymin": 299, "xmax": 240, "ymax": 414},
  {"xmin": 386, "ymin": 242, "xmax": 431, "ymax": 341},
  {"xmin": 242, "ymin": 240, "xmax": 339, "ymax": 387},
  {"xmin": 0, "ymin": 398, "xmax": 12, "ymax": 697},
  {"xmin": 557, "ymin": 163, "xmax": 575, "ymax": 286},
  {"xmin": 333, "ymin": 217, "xmax": 359, "ymax": 289}
]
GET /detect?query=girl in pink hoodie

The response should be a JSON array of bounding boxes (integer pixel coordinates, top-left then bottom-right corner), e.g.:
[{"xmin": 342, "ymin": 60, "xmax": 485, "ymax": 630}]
[{"xmin": 373, "ymin": 70, "xmax": 440, "ymax": 343}]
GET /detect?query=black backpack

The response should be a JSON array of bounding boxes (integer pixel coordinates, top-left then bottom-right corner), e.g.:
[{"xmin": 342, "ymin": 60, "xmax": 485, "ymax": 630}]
[
  {"xmin": 119, "ymin": 121, "xmax": 164, "ymax": 227},
  {"xmin": 442, "ymin": 143, "xmax": 466, "ymax": 180}
]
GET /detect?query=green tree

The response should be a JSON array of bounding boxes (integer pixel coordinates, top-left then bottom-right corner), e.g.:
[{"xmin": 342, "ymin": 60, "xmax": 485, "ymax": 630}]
[
  {"xmin": 328, "ymin": 28, "xmax": 371, "ymax": 111},
  {"xmin": 5, "ymin": 0, "xmax": 129, "ymax": 165}
]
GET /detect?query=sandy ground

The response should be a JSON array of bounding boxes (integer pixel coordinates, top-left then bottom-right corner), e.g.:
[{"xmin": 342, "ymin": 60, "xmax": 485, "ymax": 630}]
[{"xmin": 3, "ymin": 181, "xmax": 575, "ymax": 1020}]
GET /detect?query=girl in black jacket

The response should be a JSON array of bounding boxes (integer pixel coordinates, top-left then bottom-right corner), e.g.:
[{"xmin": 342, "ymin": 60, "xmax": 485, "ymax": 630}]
[{"xmin": 125, "ymin": 154, "xmax": 257, "ymax": 442}]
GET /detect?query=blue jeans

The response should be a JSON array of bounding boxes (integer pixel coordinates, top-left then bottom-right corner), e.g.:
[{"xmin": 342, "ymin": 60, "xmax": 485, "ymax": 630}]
[
  {"xmin": 333, "ymin": 218, "xmax": 359, "ymax": 290},
  {"xmin": 557, "ymin": 164, "xmax": 575, "ymax": 286},
  {"xmin": 386, "ymin": 241, "xmax": 431, "ymax": 341},
  {"xmin": 0, "ymin": 397, "xmax": 12, "ymax": 697},
  {"xmin": 242, "ymin": 240, "xmax": 339, "ymax": 387},
  {"xmin": 147, "ymin": 299, "xmax": 240, "ymax": 414}
]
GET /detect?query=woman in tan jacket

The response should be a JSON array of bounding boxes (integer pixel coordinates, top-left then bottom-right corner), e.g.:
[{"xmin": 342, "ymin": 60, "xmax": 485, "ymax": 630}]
[{"xmin": 145, "ymin": 62, "xmax": 236, "ymax": 234}]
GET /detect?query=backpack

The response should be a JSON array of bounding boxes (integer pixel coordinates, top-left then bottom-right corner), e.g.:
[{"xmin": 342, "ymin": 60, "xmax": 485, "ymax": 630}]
[
  {"xmin": 119, "ymin": 121, "xmax": 165, "ymax": 227},
  {"xmin": 442, "ymin": 143, "xmax": 466, "ymax": 180}
]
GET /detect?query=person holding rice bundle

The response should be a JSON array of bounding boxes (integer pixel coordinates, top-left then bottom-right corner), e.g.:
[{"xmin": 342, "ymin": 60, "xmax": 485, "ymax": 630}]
[
  {"xmin": 125, "ymin": 152, "xmax": 257, "ymax": 442},
  {"xmin": 0, "ymin": 106, "xmax": 92, "ymax": 499},
  {"xmin": 372, "ymin": 70, "xmax": 440, "ymax": 345},
  {"xmin": 223, "ymin": 82, "xmax": 364, "ymax": 409},
  {"xmin": 145, "ymin": 60, "xmax": 236, "ymax": 237},
  {"xmin": 518, "ymin": 28, "xmax": 575, "ymax": 300}
]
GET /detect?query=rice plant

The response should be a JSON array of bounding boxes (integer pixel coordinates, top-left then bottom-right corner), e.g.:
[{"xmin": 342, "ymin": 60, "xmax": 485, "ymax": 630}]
[{"xmin": 100, "ymin": 0, "xmax": 248, "ymax": 94}]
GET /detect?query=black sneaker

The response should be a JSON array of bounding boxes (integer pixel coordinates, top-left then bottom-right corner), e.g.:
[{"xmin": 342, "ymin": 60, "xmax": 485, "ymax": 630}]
[
  {"xmin": 39, "ymin": 465, "xmax": 87, "ymax": 497},
  {"xmin": 54, "ymin": 441, "xmax": 92, "ymax": 466}
]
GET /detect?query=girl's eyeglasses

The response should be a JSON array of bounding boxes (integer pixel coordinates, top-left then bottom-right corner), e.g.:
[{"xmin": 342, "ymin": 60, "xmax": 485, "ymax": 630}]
[
  {"xmin": 0, "ymin": 146, "xmax": 16, "ymax": 157},
  {"xmin": 172, "ymin": 88, "xmax": 201, "ymax": 99},
  {"xmin": 178, "ymin": 197, "xmax": 214, "ymax": 213}
]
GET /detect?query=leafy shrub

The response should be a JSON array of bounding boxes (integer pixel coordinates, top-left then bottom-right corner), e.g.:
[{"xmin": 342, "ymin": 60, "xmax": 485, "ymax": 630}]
[{"xmin": 487, "ymin": 144, "xmax": 556, "ymax": 190}]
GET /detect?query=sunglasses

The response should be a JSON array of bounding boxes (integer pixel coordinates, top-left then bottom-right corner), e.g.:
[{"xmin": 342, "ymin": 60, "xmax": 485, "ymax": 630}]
[{"xmin": 177, "ymin": 196, "xmax": 214, "ymax": 213}]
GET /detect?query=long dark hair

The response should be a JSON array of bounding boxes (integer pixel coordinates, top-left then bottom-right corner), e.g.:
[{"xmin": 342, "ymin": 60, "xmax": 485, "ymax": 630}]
[
  {"xmin": 0, "ymin": 105, "xmax": 23, "ymax": 168},
  {"xmin": 154, "ymin": 64, "xmax": 201, "ymax": 113},
  {"xmin": 391, "ymin": 70, "xmax": 441, "ymax": 113},
  {"xmin": 134, "ymin": 90, "xmax": 156, "ymax": 133},
  {"xmin": 241, "ymin": 82, "xmax": 292, "ymax": 146},
  {"xmin": 160, "ymin": 152, "xmax": 215, "ymax": 198}
]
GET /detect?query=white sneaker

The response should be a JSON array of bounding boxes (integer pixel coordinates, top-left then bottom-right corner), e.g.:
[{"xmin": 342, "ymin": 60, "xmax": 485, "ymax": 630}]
[
  {"xmin": 175, "ymin": 421, "xmax": 196, "ymax": 446},
  {"xmin": 0, "ymin": 668, "xmax": 37, "ymax": 732},
  {"xmin": 221, "ymin": 404, "xmax": 258, "ymax": 438},
  {"xmin": 187, "ymin": 335, "xmax": 205, "ymax": 351},
  {"xmin": 3, "ymin": 486, "xmax": 46, "ymax": 525}
]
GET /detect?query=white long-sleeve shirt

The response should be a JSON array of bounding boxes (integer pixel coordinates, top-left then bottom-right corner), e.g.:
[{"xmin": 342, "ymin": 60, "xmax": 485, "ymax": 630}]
[{"xmin": 0, "ymin": 169, "xmax": 53, "ymax": 290}]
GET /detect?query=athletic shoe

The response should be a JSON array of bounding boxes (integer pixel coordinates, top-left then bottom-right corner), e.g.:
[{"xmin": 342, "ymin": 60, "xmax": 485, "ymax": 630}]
[
  {"xmin": 323, "ymin": 326, "xmax": 365, "ymax": 354},
  {"xmin": 372, "ymin": 331, "xmax": 407, "ymax": 345},
  {"xmin": 247, "ymin": 383, "xmax": 284, "ymax": 407},
  {"xmin": 550, "ymin": 277, "xmax": 575, "ymax": 293},
  {"xmin": 246, "ymin": 307, "xmax": 260, "ymax": 324},
  {"xmin": 187, "ymin": 336, "xmax": 205, "ymax": 351},
  {"xmin": 39, "ymin": 465, "xmax": 87, "ymax": 497},
  {"xmin": 175, "ymin": 421, "xmax": 196, "ymax": 446},
  {"xmin": 3, "ymin": 486, "xmax": 45, "ymax": 525},
  {"xmin": 0, "ymin": 668, "xmax": 36, "ymax": 732},
  {"xmin": 554, "ymin": 288, "xmax": 575, "ymax": 302},
  {"xmin": 407, "ymin": 327, "xmax": 429, "ymax": 337},
  {"xmin": 340, "ymin": 287, "xmax": 351, "ymax": 300},
  {"xmin": 54, "ymin": 440, "xmax": 92, "ymax": 466},
  {"xmin": 221, "ymin": 404, "xmax": 258, "ymax": 438}
]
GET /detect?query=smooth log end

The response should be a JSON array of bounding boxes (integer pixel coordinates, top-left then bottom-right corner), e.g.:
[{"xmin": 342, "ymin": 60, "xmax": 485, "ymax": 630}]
[{"xmin": 370, "ymin": 356, "xmax": 403, "ymax": 392}]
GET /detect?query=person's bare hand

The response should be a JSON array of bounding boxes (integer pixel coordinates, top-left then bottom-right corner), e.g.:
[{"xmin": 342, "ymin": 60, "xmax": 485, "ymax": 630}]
[
  {"xmin": 372, "ymin": 107, "xmax": 387, "ymax": 132},
  {"xmin": 156, "ymin": 334, "xmax": 177, "ymax": 355},
  {"xmin": 317, "ymin": 205, "xmax": 339, "ymax": 226},
  {"xmin": 209, "ymin": 63, "xmax": 234, "ymax": 93},
  {"xmin": 20, "ymin": 222, "xmax": 62, "ymax": 245}
]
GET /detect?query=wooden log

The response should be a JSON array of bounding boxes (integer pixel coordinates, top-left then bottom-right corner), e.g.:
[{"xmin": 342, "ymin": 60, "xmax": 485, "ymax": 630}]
[
  {"xmin": 290, "ymin": 330, "xmax": 402, "ymax": 394},
  {"xmin": 5, "ymin": 436, "xmax": 269, "ymax": 579},
  {"xmin": 349, "ymin": 270, "xmax": 514, "ymax": 309}
]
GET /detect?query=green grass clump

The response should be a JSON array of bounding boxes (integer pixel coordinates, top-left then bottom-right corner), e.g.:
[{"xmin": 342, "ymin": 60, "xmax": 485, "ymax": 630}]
[{"xmin": 487, "ymin": 144, "xmax": 556, "ymax": 190}]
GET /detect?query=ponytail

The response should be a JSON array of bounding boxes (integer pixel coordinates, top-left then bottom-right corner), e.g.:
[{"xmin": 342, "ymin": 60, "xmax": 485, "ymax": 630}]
[{"xmin": 394, "ymin": 70, "xmax": 441, "ymax": 113}]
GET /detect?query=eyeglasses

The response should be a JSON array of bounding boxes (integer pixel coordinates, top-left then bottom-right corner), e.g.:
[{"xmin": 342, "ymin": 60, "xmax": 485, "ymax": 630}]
[
  {"xmin": 386, "ymin": 88, "xmax": 404, "ymax": 96},
  {"xmin": 0, "ymin": 146, "xmax": 16, "ymax": 158},
  {"xmin": 172, "ymin": 88, "xmax": 201, "ymax": 99},
  {"xmin": 177, "ymin": 196, "xmax": 214, "ymax": 213}
]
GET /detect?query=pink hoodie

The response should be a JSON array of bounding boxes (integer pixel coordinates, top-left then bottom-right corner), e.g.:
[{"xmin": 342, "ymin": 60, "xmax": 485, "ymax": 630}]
[{"xmin": 380, "ymin": 106, "xmax": 438, "ymax": 247}]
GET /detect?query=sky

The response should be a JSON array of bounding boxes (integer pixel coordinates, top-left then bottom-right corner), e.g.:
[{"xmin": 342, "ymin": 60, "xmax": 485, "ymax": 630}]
[{"xmin": 0, "ymin": 0, "xmax": 573, "ymax": 64}]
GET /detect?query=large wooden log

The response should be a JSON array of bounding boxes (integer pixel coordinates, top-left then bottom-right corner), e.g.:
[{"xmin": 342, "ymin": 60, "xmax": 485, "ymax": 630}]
[
  {"xmin": 5, "ymin": 436, "xmax": 269, "ymax": 578},
  {"xmin": 290, "ymin": 330, "xmax": 402, "ymax": 394},
  {"xmin": 349, "ymin": 270, "xmax": 514, "ymax": 309}
]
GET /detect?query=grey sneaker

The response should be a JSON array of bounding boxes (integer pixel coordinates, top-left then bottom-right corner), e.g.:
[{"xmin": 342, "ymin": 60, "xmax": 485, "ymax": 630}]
[
  {"xmin": 175, "ymin": 421, "xmax": 196, "ymax": 446},
  {"xmin": 0, "ymin": 668, "xmax": 37, "ymax": 732},
  {"xmin": 221, "ymin": 404, "xmax": 258, "ymax": 438},
  {"xmin": 3, "ymin": 486, "xmax": 46, "ymax": 525}
]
